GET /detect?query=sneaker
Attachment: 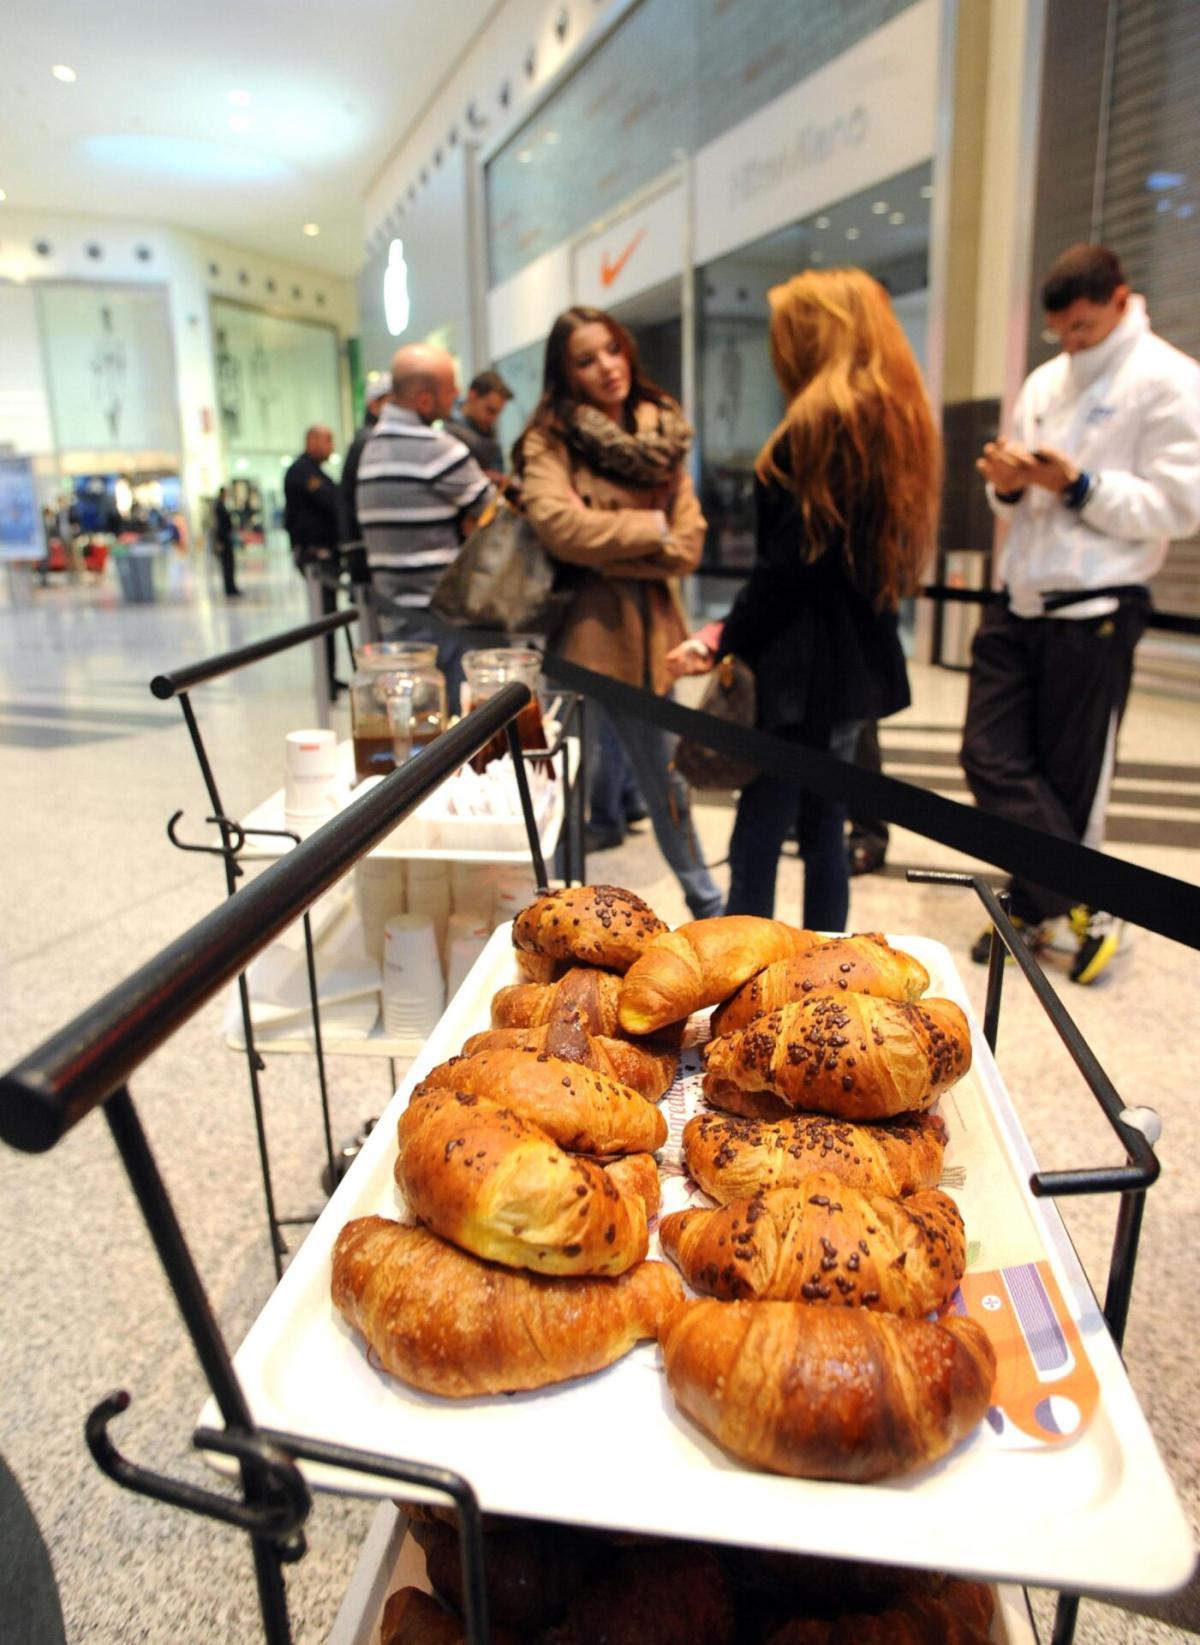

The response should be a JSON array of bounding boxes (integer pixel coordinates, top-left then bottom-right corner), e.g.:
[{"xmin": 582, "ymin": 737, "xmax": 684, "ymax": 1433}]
[
  {"xmin": 1068, "ymin": 907, "xmax": 1124, "ymax": 985},
  {"xmin": 969, "ymin": 916, "xmax": 1042, "ymax": 966}
]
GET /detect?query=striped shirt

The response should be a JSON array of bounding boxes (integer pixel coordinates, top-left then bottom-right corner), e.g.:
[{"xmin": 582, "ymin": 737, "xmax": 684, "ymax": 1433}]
[{"xmin": 356, "ymin": 403, "xmax": 494, "ymax": 606}]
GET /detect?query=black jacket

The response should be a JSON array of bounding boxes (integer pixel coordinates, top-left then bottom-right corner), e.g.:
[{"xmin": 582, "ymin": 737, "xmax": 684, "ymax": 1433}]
[
  {"xmin": 338, "ymin": 414, "xmax": 378, "ymax": 545},
  {"xmin": 283, "ymin": 453, "xmax": 339, "ymax": 553},
  {"xmin": 720, "ymin": 461, "xmax": 910, "ymax": 738}
]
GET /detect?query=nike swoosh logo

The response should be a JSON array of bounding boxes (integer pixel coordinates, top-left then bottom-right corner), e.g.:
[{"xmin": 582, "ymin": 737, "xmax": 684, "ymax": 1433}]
[{"xmin": 600, "ymin": 227, "xmax": 645, "ymax": 288}]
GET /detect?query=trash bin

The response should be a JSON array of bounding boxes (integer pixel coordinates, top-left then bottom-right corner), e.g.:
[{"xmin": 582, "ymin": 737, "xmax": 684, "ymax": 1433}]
[
  {"xmin": 113, "ymin": 542, "xmax": 158, "ymax": 604},
  {"xmin": 939, "ymin": 551, "xmax": 987, "ymax": 667}
]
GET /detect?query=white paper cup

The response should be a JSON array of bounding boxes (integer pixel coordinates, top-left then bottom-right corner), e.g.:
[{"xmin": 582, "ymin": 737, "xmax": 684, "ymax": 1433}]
[
  {"xmin": 284, "ymin": 728, "xmax": 339, "ymax": 814},
  {"xmin": 382, "ymin": 915, "xmax": 445, "ymax": 1031},
  {"xmin": 449, "ymin": 862, "xmax": 498, "ymax": 921},
  {"xmin": 447, "ymin": 932, "xmax": 490, "ymax": 1000},
  {"xmin": 405, "ymin": 864, "xmax": 451, "ymax": 962},
  {"xmin": 355, "ymin": 858, "xmax": 407, "ymax": 962}
]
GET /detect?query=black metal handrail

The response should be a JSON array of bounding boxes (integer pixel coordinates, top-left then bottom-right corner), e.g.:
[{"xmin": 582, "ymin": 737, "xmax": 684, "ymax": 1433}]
[
  {"xmin": 0, "ymin": 682, "xmax": 532, "ymax": 1154},
  {"xmin": 149, "ymin": 610, "xmax": 357, "ymax": 700}
]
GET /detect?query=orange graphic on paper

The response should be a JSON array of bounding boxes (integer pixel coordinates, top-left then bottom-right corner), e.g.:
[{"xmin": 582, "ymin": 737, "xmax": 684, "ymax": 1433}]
[
  {"xmin": 955, "ymin": 1261, "xmax": 1100, "ymax": 1446},
  {"xmin": 600, "ymin": 228, "xmax": 645, "ymax": 288}
]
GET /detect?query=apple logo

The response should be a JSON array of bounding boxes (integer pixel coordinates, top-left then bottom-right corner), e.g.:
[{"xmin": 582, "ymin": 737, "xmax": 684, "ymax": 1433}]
[{"xmin": 384, "ymin": 239, "xmax": 411, "ymax": 337}]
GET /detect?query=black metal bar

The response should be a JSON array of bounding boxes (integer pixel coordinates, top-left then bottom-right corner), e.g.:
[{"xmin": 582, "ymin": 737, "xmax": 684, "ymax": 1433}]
[
  {"xmin": 0, "ymin": 683, "xmax": 532, "ymax": 1154},
  {"xmin": 1050, "ymin": 1593, "xmax": 1080, "ymax": 1645},
  {"xmin": 300, "ymin": 908, "xmax": 337, "ymax": 1190},
  {"xmin": 1103, "ymin": 1187, "xmax": 1148, "ymax": 1349},
  {"xmin": 150, "ymin": 611, "xmax": 356, "ymax": 700},
  {"xmin": 506, "ymin": 721, "xmax": 549, "ymax": 893},
  {"xmin": 252, "ymin": 1431, "xmax": 491, "ymax": 1645},
  {"xmin": 906, "ymin": 871, "xmax": 1159, "ymax": 1196},
  {"xmin": 982, "ymin": 889, "xmax": 1011, "ymax": 1054}
]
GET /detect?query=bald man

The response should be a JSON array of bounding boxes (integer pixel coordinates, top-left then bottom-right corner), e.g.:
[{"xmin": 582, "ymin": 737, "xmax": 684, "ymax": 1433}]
[
  {"xmin": 356, "ymin": 343, "xmax": 495, "ymax": 711},
  {"xmin": 284, "ymin": 423, "xmax": 345, "ymax": 693}
]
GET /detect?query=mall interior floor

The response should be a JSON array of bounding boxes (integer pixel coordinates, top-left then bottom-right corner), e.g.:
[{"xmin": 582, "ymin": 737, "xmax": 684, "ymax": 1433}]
[{"xmin": 0, "ymin": 546, "xmax": 1196, "ymax": 1643}]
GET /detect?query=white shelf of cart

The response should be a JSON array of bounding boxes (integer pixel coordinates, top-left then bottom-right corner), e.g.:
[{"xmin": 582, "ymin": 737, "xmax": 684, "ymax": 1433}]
[
  {"xmin": 206, "ymin": 929, "xmax": 1194, "ymax": 1602},
  {"xmin": 236, "ymin": 737, "xmax": 577, "ymax": 865}
]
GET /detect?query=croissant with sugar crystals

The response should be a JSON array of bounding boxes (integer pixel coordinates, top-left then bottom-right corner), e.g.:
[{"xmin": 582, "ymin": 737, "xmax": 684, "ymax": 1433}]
[{"xmin": 663, "ymin": 1298, "xmax": 995, "ymax": 1481}]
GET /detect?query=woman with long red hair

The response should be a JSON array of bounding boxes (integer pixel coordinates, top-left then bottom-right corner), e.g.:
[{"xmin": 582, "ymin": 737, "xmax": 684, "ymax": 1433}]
[{"xmin": 669, "ymin": 268, "xmax": 941, "ymax": 928}]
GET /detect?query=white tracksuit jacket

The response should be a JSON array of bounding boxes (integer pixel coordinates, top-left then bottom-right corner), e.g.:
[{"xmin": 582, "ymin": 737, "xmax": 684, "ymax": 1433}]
[{"xmin": 989, "ymin": 295, "xmax": 1200, "ymax": 619}]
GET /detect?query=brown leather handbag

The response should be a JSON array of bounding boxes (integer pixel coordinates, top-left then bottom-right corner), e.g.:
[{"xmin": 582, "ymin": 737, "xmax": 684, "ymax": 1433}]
[{"xmin": 672, "ymin": 654, "xmax": 759, "ymax": 790}]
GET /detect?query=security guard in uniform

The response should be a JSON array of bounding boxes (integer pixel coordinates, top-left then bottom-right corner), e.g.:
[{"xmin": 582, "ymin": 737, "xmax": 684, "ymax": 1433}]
[{"xmin": 284, "ymin": 425, "xmax": 344, "ymax": 695}]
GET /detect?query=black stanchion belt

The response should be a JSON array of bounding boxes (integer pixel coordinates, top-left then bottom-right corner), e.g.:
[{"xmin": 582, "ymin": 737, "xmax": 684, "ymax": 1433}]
[{"xmin": 540, "ymin": 654, "xmax": 1200, "ymax": 953}]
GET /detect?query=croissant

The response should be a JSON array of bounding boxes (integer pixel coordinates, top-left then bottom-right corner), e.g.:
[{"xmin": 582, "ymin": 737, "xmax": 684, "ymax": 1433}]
[
  {"xmin": 702, "ymin": 1079, "xmax": 793, "ymax": 1122},
  {"xmin": 332, "ymin": 1217, "xmax": 683, "ymax": 1396},
  {"xmin": 396, "ymin": 1088, "xmax": 653, "ymax": 1277},
  {"xmin": 603, "ymin": 1152, "xmax": 661, "ymax": 1216},
  {"xmin": 537, "ymin": 1542, "xmax": 735, "ymax": 1645},
  {"xmin": 711, "ymin": 934, "xmax": 930, "ymax": 1036},
  {"xmin": 513, "ymin": 885, "xmax": 667, "ymax": 974},
  {"xmin": 410, "ymin": 1515, "xmax": 597, "ymax": 1636},
  {"xmin": 766, "ymin": 1580, "xmax": 995, "ymax": 1645},
  {"xmin": 415, "ymin": 1049, "xmax": 667, "ymax": 1155},
  {"xmin": 492, "ymin": 967, "xmax": 624, "ymax": 1033},
  {"xmin": 662, "ymin": 1299, "xmax": 995, "ymax": 1481},
  {"xmin": 463, "ymin": 1021, "xmax": 677, "ymax": 1102},
  {"xmin": 380, "ymin": 1587, "xmax": 522, "ymax": 1645},
  {"xmin": 618, "ymin": 917, "xmax": 819, "ymax": 1036},
  {"xmin": 683, "ymin": 1110, "xmax": 948, "ymax": 1203},
  {"xmin": 703, "ymin": 996, "xmax": 972, "ymax": 1120},
  {"xmin": 659, "ymin": 1177, "xmax": 966, "ymax": 1314}
]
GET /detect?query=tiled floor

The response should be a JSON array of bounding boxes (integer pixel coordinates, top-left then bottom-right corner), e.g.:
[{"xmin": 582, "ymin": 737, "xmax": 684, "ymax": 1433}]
[{"xmin": 0, "ymin": 546, "xmax": 1196, "ymax": 1642}]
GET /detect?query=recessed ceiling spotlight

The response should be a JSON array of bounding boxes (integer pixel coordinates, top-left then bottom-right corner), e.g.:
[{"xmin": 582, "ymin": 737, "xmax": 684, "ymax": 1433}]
[
  {"xmin": 51, "ymin": 64, "xmax": 77, "ymax": 83},
  {"xmin": 920, "ymin": 183, "xmax": 934, "ymax": 199},
  {"xmin": 228, "ymin": 89, "xmax": 251, "ymax": 107},
  {"xmin": 889, "ymin": 210, "xmax": 906, "ymax": 225},
  {"xmin": 517, "ymin": 149, "xmax": 534, "ymax": 163},
  {"xmin": 302, "ymin": 222, "xmax": 320, "ymax": 236},
  {"xmin": 814, "ymin": 215, "xmax": 830, "ymax": 229},
  {"xmin": 845, "ymin": 226, "xmax": 861, "ymax": 240},
  {"xmin": 872, "ymin": 201, "xmax": 888, "ymax": 214},
  {"xmin": 229, "ymin": 113, "xmax": 251, "ymax": 133}
]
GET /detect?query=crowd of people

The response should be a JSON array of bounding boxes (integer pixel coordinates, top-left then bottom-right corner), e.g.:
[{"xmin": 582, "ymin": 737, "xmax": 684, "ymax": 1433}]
[{"xmin": 272, "ymin": 241, "xmax": 1199, "ymax": 984}]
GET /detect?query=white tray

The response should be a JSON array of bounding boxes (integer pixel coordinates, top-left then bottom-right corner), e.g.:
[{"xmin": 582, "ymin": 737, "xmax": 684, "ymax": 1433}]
[
  {"xmin": 208, "ymin": 930, "xmax": 1194, "ymax": 1600},
  {"xmin": 325, "ymin": 1503, "xmax": 1038, "ymax": 1645}
]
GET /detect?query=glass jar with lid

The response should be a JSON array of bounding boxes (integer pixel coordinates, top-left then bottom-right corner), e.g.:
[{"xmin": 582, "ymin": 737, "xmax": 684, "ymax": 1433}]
[
  {"xmin": 461, "ymin": 646, "xmax": 548, "ymax": 772},
  {"xmin": 350, "ymin": 642, "xmax": 447, "ymax": 779}
]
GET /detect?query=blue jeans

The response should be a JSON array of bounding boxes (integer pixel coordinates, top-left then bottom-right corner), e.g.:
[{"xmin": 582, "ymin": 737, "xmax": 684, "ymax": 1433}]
[
  {"xmin": 592, "ymin": 706, "xmax": 723, "ymax": 919},
  {"xmin": 726, "ymin": 720, "xmax": 863, "ymax": 931},
  {"xmin": 589, "ymin": 705, "xmax": 647, "ymax": 833},
  {"xmin": 370, "ymin": 592, "xmax": 470, "ymax": 717}
]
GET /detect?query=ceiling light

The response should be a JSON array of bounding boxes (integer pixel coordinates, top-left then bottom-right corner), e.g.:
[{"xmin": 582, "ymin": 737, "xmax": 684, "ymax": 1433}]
[
  {"xmin": 889, "ymin": 210, "xmax": 906, "ymax": 225},
  {"xmin": 845, "ymin": 226, "xmax": 861, "ymax": 240},
  {"xmin": 814, "ymin": 215, "xmax": 830, "ymax": 229},
  {"xmin": 871, "ymin": 201, "xmax": 888, "ymax": 214},
  {"xmin": 302, "ymin": 222, "xmax": 320, "ymax": 236},
  {"xmin": 228, "ymin": 89, "xmax": 251, "ymax": 107},
  {"xmin": 229, "ymin": 113, "xmax": 251, "ymax": 133},
  {"xmin": 920, "ymin": 183, "xmax": 934, "ymax": 199},
  {"xmin": 51, "ymin": 64, "xmax": 77, "ymax": 83},
  {"xmin": 517, "ymin": 149, "xmax": 534, "ymax": 163}
]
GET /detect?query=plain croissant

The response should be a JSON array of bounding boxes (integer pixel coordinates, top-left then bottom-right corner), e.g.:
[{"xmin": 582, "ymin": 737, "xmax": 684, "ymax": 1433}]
[
  {"xmin": 332, "ymin": 1217, "xmax": 683, "ymax": 1396},
  {"xmin": 513, "ymin": 885, "xmax": 667, "ymax": 974},
  {"xmin": 415, "ymin": 1048, "xmax": 667, "ymax": 1155},
  {"xmin": 659, "ymin": 1176, "xmax": 966, "ymax": 1314},
  {"xmin": 462, "ymin": 1021, "xmax": 677, "ymax": 1102},
  {"xmin": 710, "ymin": 934, "xmax": 930, "ymax": 1036},
  {"xmin": 618, "ymin": 917, "xmax": 819, "ymax": 1036},
  {"xmin": 396, "ymin": 1088, "xmax": 654, "ymax": 1277},
  {"xmin": 682, "ymin": 1110, "xmax": 948, "ymax": 1203},
  {"xmin": 703, "ymin": 995, "xmax": 972, "ymax": 1120},
  {"xmin": 662, "ymin": 1298, "xmax": 996, "ymax": 1481},
  {"xmin": 491, "ymin": 967, "xmax": 624, "ymax": 1034}
]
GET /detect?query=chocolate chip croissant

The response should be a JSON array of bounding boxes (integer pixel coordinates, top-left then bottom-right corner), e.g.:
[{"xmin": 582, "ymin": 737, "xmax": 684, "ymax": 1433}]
[
  {"xmin": 659, "ymin": 1176, "xmax": 966, "ymax": 1314},
  {"xmin": 710, "ymin": 934, "xmax": 930, "ymax": 1037},
  {"xmin": 682, "ymin": 1110, "xmax": 947, "ymax": 1203},
  {"xmin": 703, "ymin": 996, "xmax": 972, "ymax": 1120},
  {"xmin": 513, "ymin": 885, "xmax": 667, "ymax": 974}
]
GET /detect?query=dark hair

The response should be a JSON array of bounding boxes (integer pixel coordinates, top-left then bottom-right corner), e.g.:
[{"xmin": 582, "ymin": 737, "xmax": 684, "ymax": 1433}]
[
  {"xmin": 513, "ymin": 306, "xmax": 671, "ymax": 472},
  {"xmin": 1041, "ymin": 244, "xmax": 1127, "ymax": 312},
  {"xmin": 469, "ymin": 369, "xmax": 513, "ymax": 401}
]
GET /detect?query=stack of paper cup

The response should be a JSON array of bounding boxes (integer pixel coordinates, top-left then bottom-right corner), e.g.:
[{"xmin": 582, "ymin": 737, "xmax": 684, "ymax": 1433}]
[
  {"xmin": 492, "ymin": 868, "xmax": 541, "ymax": 932},
  {"xmin": 446, "ymin": 912, "xmax": 492, "ymax": 1001},
  {"xmin": 355, "ymin": 857, "xmax": 407, "ymax": 962},
  {"xmin": 381, "ymin": 914, "xmax": 445, "ymax": 1038},
  {"xmin": 406, "ymin": 860, "xmax": 451, "ymax": 961},
  {"xmin": 449, "ymin": 861, "xmax": 497, "ymax": 924},
  {"xmin": 284, "ymin": 729, "xmax": 340, "ymax": 838}
]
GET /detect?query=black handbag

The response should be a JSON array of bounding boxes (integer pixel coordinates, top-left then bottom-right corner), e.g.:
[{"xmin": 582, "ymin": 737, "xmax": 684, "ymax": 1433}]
[
  {"xmin": 672, "ymin": 654, "xmax": 760, "ymax": 790},
  {"xmin": 429, "ymin": 501, "xmax": 572, "ymax": 637}
]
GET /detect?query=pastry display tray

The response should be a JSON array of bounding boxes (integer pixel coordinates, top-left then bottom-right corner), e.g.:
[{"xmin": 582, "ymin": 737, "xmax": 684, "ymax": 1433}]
[{"xmin": 205, "ymin": 929, "xmax": 1194, "ymax": 1600}]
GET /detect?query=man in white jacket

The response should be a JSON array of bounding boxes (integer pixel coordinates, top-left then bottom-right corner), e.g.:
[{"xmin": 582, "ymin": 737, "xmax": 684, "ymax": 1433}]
[{"xmin": 963, "ymin": 243, "xmax": 1200, "ymax": 983}]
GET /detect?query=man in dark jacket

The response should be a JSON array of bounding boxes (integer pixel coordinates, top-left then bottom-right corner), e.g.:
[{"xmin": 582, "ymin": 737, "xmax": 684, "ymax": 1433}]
[
  {"xmin": 443, "ymin": 369, "xmax": 512, "ymax": 485},
  {"xmin": 212, "ymin": 486, "xmax": 240, "ymax": 597},
  {"xmin": 338, "ymin": 371, "xmax": 392, "ymax": 548},
  {"xmin": 284, "ymin": 425, "xmax": 343, "ymax": 693}
]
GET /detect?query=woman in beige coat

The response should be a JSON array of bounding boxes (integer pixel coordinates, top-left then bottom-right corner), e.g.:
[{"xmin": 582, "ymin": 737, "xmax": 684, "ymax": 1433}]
[{"xmin": 514, "ymin": 306, "xmax": 722, "ymax": 917}]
